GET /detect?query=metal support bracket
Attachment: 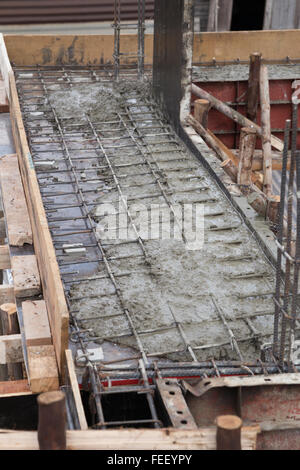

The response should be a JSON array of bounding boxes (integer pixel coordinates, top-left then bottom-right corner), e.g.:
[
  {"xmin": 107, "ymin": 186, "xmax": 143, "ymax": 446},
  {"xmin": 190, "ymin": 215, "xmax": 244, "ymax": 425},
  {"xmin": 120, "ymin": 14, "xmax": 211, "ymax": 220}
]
[
  {"xmin": 156, "ymin": 378, "xmax": 197, "ymax": 429},
  {"xmin": 182, "ymin": 373, "xmax": 300, "ymax": 398}
]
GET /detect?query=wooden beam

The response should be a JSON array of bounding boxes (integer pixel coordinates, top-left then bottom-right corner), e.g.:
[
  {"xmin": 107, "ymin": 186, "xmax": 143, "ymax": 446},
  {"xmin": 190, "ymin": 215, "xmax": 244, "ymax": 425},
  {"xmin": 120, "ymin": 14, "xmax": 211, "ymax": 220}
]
[
  {"xmin": 22, "ymin": 300, "xmax": 52, "ymax": 347},
  {"xmin": 187, "ymin": 115, "xmax": 238, "ymax": 164},
  {"xmin": 193, "ymin": 30, "xmax": 300, "ymax": 64},
  {"xmin": 186, "ymin": 115, "xmax": 262, "ymax": 187},
  {"xmin": 191, "ymin": 84, "xmax": 284, "ymax": 152},
  {"xmin": 260, "ymin": 64, "xmax": 273, "ymax": 196},
  {"xmin": 237, "ymin": 127, "xmax": 257, "ymax": 186},
  {"xmin": 65, "ymin": 350, "xmax": 88, "ymax": 431},
  {"xmin": 221, "ymin": 158, "xmax": 238, "ymax": 181},
  {"xmin": 0, "ymin": 426, "xmax": 260, "ymax": 450},
  {"xmin": 27, "ymin": 345, "xmax": 59, "ymax": 394},
  {"xmin": 194, "ymin": 99, "xmax": 211, "ymax": 129},
  {"xmin": 11, "ymin": 255, "xmax": 41, "ymax": 298},
  {"xmin": 3, "ymin": 31, "xmax": 300, "ymax": 69},
  {"xmin": 0, "ymin": 379, "xmax": 30, "ymax": 397},
  {"xmin": 0, "ymin": 154, "xmax": 32, "ymax": 246},
  {"xmin": 8, "ymin": 72, "xmax": 69, "ymax": 374},
  {"xmin": 231, "ymin": 149, "xmax": 290, "ymax": 171},
  {"xmin": 247, "ymin": 53, "xmax": 261, "ymax": 122},
  {"xmin": 0, "ymin": 245, "xmax": 10, "ymax": 270},
  {"xmin": 0, "ymin": 334, "xmax": 23, "ymax": 365}
]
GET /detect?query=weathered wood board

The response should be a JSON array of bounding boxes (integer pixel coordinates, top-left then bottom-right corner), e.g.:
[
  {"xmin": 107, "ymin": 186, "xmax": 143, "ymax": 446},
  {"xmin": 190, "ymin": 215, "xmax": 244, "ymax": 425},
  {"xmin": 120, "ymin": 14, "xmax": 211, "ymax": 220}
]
[
  {"xmin": 22, "ymin": 300, "xmax": 52, "ymax": 347},
  {"xmin": 11, "ymin": 255, "xmax": 41, "ymax": 298},
  {"xmin": 0, "ymin": 426, "xmax": 260, "ymax": 450},
  {"xmin": 0, "ymin": 334, "xmax": 23, "ymax": 364},
  {"xmin": 3, "ymin": 30, "xmax": 300, "ymax": 67},
  {"xmin": 27, "ymin": 344, "xmax": 59, "ymax": 393},
  {"xmin": 0, "ymin": 154, "xmax": 32, "ymax": 246}
]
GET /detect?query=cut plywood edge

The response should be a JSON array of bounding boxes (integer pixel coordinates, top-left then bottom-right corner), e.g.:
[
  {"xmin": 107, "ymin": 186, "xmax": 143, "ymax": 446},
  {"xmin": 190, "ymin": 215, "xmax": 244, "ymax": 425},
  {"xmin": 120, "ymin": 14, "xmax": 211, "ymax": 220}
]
[
  {"xmin": 0, "ymin": 426, "xmax": 260, "ymax": 450},
  {"xmin": 0, "ymin": 154, "xmax": 32, "ymax": 246},
  {"xmin": 65, "ymin": 349, "xmax": 88, "ymax": 430},
  {"xmin": 22, "ymin": 300, "xmax": 52, "ymax": 347},
  {"xmin": 11, "ymin": 255, "xmax": 41, "ymax": 298},
  {"xmin": 27, "ymin": 344, "xmax": 59, "ymax": 394}
]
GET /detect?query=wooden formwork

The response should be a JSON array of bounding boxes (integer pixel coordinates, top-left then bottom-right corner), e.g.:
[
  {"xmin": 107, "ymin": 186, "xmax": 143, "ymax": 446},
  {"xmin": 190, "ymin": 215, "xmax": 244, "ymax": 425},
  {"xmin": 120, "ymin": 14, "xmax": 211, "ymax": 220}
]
[
  {"xmin": 0, "ymin": 34, "xmax": 69, "ymax": 380},
  {"xmin": 0, "ymin": 29, "xmax": 300, "ymax": 448},
  {"xmin": 3, "ymin": 29, "xmax": 300, "ymax": 68}
]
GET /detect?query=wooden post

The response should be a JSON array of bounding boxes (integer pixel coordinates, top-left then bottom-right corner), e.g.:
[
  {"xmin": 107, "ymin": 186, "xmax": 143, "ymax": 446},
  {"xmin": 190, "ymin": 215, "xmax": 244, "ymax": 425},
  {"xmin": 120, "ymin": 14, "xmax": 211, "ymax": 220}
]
[
  {"xmin": 0, "ymin": 303, "xmax": 23, "ymax": 380},
  {"xmin": 221, "ymin": 159, "xmax": 238, "ymax": 181},
  {"xmin": 247, "ymin": 53, "xmax": 261, "ymax": 122},
  {"xmin": 191, "ymin": 83, "xmax": 284, "ymax": 152},
  {"xmin": 37, "ymin": 391, "xmax": 67, "ymax": 450},
  {"xmin": 267, "ymin": 195, "xmax": 280, "ymax": 224},
  {"xmin": 259, "ymin": 64, "xmax": 273, "ymax": 196},
  {"xmin": 187, "ymin": 114, "xmax": 238, "ymax": 164},
  {"xmin": 237, "ymin": 127, "xmax": 257, "ymax": 187},
  {"xmin": 216, "ymin": 415, "xmax": 242, "ymax": 450},
  {"xmin": 194, "ymin": 99, "xmax": 211, "ymax": 129}
]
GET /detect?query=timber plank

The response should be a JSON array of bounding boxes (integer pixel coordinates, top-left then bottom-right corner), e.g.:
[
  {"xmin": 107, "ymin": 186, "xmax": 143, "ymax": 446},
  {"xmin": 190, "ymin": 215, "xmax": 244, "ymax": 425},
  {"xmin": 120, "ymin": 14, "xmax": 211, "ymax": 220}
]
[
  {"xmin": 27, "ymin": 345, "xmax": 59, "ymax": 394},
  {"xmin": 22, "ymin": 300, "xmax": 52, "ymax": 347},
  {"xmin": 0, "ymin": 426, "xmax": 260, "ymax": 450},
  {"xmin": 7, "ymin": 71, "xmax": 69, "ymax": 374},
  {"xmin": 4, "ymin": 31, "xmax": 300, "ymax": 67},
  {"xmin": 0, "ymin": 379, "xmax": 30, "ymax": 397},
  {"xmin": 65, "ymin": 350, "xmax": 88, "ymax": 430},
  {"xmin": 0, "ymin": 153, "xmax": 32, "ymax": 246},
  {"xmin": 11, "ymin": 255, "xmax": 41, "ymax": 298}
]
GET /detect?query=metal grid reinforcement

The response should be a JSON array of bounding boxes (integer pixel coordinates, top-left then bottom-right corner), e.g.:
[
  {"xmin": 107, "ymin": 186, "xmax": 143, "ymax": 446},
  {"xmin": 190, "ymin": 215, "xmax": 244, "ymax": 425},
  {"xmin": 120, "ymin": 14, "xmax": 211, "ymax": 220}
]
[{"xmin": 14, "ymin": 64, "xmax": 300, "ymax": 428}]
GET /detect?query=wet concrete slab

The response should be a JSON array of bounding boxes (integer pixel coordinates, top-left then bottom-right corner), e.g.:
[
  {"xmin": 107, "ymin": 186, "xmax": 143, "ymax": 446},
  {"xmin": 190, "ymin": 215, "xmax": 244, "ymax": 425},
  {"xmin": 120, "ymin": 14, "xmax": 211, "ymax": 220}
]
[{"xmin": 14, "ymin": 71, "xmax": 280, "ymax": 368}]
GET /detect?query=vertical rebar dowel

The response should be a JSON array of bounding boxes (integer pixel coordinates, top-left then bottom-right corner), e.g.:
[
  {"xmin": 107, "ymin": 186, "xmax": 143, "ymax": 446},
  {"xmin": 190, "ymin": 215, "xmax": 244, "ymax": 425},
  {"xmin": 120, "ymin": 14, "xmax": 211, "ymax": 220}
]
[
  {"xmin": 113, "ymin": 0, "xmax": 121, "ymax": 81},
  {"xmin": 216, "ymin": 415, "xmax": 242, "ymax": 450},
  {"xmin": 37, "ymin": 391, "xmax": 67, "ymax": 450},
  {"xmin": 137, "ymin": 0, "xmax": 145, "ymax": 79},
  {"xmin": 288, "ymin": 149, "xmax": 300, "ymax": 368},
  {"xmin": 273, "ymin": 119, "xmax": 291, "ymax": 357},
  {"xmin": 279, "ymin": 103, "xmax": 298, "ymax": 366}
]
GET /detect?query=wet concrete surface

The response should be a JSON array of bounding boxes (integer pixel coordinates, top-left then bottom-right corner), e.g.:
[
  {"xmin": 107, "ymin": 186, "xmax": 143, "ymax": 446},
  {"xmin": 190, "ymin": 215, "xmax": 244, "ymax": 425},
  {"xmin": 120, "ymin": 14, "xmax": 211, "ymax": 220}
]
[{"xmin": 15, "ymin": 71, "xmax": 278, "ymax": 365}]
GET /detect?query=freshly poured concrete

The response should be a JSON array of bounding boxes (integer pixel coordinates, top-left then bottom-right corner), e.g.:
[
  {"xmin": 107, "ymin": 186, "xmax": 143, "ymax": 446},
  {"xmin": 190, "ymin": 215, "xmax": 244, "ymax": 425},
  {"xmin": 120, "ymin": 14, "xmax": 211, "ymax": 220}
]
[
  {"xmin": 18, "ymin": 77, "xmax": 277, "ymax": 364},
  {"xmin": 46, "ymin": 81, "xmax": 276, "ymax": 363}
]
